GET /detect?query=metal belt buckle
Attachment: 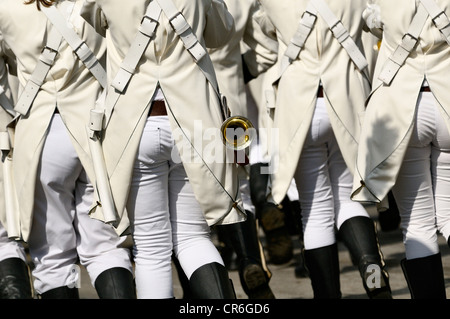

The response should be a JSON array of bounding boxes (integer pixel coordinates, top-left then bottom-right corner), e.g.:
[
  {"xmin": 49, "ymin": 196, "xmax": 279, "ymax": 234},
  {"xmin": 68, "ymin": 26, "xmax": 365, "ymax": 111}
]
[
  {"xmin": 170, "ymin": 12, "xmax": 190, "ymax": 35},
  {"xmin": 301, "ymin": 10, "xmax": 317, "ymax": 20},
  {"xmin": 401, "ymin": 32, "xmax": 418, "ymax": 51},
  {"xmin": 140, "ymin": 15, "xmax": 159, "ymax": 38},
  {"xmin": 141, "ymin": 14, "xmax": 160, "ymax": 26},
  {"xmin": 432, "ymin": 11, "xmax": 449, "ymax": 30},
  {"xmin": 402, "ymin": 32, "xmax": 418, "ymax": 43},
  {"xmin": 331, "ymin": 21, "xmax": 349, "ymax": 43},
  {"xmin": 40, "ymin": 45, "xmax": 58, "ymax": 66}
]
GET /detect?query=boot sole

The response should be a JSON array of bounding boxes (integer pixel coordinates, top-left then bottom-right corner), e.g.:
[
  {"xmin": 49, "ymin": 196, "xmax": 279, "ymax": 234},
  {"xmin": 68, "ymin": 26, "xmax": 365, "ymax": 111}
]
[{"xmin": 242, "ymin": 264, "xmax": 275, "ymax": 299}]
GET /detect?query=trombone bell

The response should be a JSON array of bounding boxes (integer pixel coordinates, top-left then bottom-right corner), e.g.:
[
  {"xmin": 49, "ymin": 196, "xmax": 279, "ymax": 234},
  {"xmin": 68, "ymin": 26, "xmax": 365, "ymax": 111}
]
[{"xmin": 221, "ymin": 115, "xmax": 255, "ymax": 151}]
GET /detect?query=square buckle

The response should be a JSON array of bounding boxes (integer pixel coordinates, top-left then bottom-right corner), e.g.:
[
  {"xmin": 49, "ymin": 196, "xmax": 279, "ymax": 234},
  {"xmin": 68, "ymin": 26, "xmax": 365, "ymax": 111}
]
[{"xmin": 41, "ymin": 45, "xmax": 58, "ymax": 55}]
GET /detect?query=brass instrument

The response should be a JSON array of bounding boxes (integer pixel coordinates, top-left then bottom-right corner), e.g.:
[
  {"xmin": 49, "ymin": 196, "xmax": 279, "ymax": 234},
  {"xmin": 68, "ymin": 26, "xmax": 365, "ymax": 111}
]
[{"xmin": 220, "ymin": 115, "xmax": 255, "ymax": 151}]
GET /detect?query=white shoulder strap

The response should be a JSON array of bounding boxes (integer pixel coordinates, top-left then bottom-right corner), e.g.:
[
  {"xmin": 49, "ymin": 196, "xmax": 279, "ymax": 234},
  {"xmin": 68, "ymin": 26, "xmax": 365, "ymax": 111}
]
[
  {"xmin": 155, "ymin": 0, "xmax": 229, "ymax": 118},
  {"xmin": 14, "ymin": 2, "xmax": 107, "ymax": 116},
  {"xmin": 41, "ymin": 4, "xmax": 107, "ymax": 89},
  {"xmin": 310, "ymin": 0, "xmax": 369, "ymax": 73},
  {"xmin": 419, "ymin": 0, "xmax": 450, "ymax": 45},
  {"xmin": 155, "ymin": 0, "xmax": 221, "ymax": 101},
  {"xmin": 156, "ymin": 0, "xmax": 207, "ymax": 63},
  {"xmin": 109, "ymin": 2, "xmax": 161, "ymax": 94},
  {"xmin": 15, "ymin": 3, "xmax": 80, "ymax": 116},
  {"xmin": 378, "ymin": 4, "xmax": 429, "ymax": 85},
  {"xmin": 101, "ymin": 0, "xmax": 227, "ymax": 129},
  {"xmin": 14, "ymin": 26, "xmax": 62, "ymax": 115},
  {"xmin": 280, "ymin": 1, "xmax": 317, "ymax": 75},
  {"xmin": 97, "ymin": 1, "xmax": 161, "ymax": 129}
]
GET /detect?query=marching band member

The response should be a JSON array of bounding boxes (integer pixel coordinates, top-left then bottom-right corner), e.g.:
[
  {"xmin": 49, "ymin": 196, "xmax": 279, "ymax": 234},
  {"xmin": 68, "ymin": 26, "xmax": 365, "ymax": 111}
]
[
  {"xmin": 256, "ymin": 0, "xmax": 392, "ymax": 299},
  {"xmin": 0, "ymin": 52, "xmax": 32, "ymax": 299},
  {"xmin": 353, "ymin": 0, "xmax": 450, "ymax": 299},
  {"xmin": 0, "ymin": 0, "xmax": 135, "ymax": 298},
  {"xmin": 81, "ymin": 0, "xmax": 244, "ymax": 298}
]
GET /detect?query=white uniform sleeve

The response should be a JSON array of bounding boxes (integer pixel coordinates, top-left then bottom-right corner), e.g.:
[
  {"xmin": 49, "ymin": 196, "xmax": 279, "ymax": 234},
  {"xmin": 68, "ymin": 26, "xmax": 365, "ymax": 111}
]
[
  {"xmin": 204, "ymin": 0, "xmax": 236, "ymax": 48},
  {"xmin": 242, "ymin": 1, "xmax": 278, "ymax": 78}
]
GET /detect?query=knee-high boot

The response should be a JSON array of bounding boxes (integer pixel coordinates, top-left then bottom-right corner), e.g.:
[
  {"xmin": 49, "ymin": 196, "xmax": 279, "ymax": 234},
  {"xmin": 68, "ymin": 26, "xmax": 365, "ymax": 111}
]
[
  {"xmin": 39, "ymin": 286, "xmax": 79, "ymax": 299},
  {"xmin": 249, "ymin": 163, "xmax": 293, "ymax": 264},
  {"xmin": 401, "ymin": 253, "xmax": 446, "ymax": 299},
  {"xmin": 188, "ymin": 262, "xmax": 236, "ymax": 299},
  {"xmin": 94, "ymin": 267, "xmax": 137, "ymax": 299},
  {"xmin": 378, "ymin": 191, "xmax": 400, "ymax": 232},
  {"xmin": 338, "ymin": 216, "xmax": 392, "ymax": 299},
  {"xmin": 0, "ymin": 258, "xmax": 33, "ymax": 299},
  {"xmin": 304, "ymin": 243, "xmax": 341, "ymax": 299},
  {"xmin": 217, "ymin": 212, "xmax": 275, "ymax": 299}
]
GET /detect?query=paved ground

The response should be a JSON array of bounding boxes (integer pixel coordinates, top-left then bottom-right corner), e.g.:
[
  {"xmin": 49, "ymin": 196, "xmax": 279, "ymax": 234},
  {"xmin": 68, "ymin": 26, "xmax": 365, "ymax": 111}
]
[{"xmin": 67, "ymin": 207, "xmax": 450, "ymax": 300}]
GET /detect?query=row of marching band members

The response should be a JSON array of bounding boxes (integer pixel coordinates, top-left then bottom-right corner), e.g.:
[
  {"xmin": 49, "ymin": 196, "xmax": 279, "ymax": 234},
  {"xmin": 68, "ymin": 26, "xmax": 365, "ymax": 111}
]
[
  {"xmin": 0, "ymin": 0, "xmax": 281, "ymax": 299},
  {"xmin": 251, "ymin": 0, "xmax": 450, "ymax": 299},
  {"xmin": 1, "ymin": 0, "xmax": 450, "ymax": 300}
]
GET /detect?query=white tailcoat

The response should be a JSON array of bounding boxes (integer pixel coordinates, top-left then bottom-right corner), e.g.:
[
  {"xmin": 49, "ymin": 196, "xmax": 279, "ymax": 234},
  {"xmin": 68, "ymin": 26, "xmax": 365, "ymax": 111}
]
[
  {"xmin": 351, "ymin": 0, "xmax": 450, "ymax": 205},
  {"xmin": 81, "ymin": 0, "xmax": 247, "ymax": 235},
  {"xmin": 0, "ymin": 0, "xmax": 105, "ymax": 241},
  {"xmin": 258, "ymin": 0, "xmax": 373, "ymax": 205}
]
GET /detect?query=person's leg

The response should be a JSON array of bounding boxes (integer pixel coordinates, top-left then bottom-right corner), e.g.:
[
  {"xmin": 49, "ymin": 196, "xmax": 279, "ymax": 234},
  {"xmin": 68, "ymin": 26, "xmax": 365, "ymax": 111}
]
[
  {"xmin": 432, "ymin": 96, "xmax": 450, "ymax": 247},
  {"xmin": 295, "ymin": 99, "xmax": 340, "ymax": 299},
  {"xmin": 74, "ymin": 168, "xmax": 135, "ymax": 299},
  {"xmin": 394, "ymin": 92, "xmax": 445, "ymax": 299},
  {"xmin": 217, "ymin": 211, "xmax": 274, "ymax": 299},
  {"xmin": 249, "ymin": 126, "xmax": 293, "ymax": 265},
  {"xmin": 216, "ymin": 172, "xmax": 274, "ymax": 299},
  {"xmin": 0, "ymin": 224, "xmax": 32, "ymax": 299},
  {"xmin": 330, "ymin": 134, "xmax": 392, "ymax": 299},
  {"xmin": 28, "ymin": 115, "xmax": 81, "ymax": 298},
  {"xmin": 126, "ymin": 116, "xmax": 173, "ymax": 299},
  {"xmin": 393, "ymin": 147, "xmax": 439, "ymax": 258},
  {"xmin": 249, "ymin": 163, "xmax": 293, "ymax": 265},
  {"xmin": 170, "ymin": 156, "xmax": 234, "ymax": 299},
  {"xmin": 378, "ymin": 191, "xmax": 400, "ymax": 232}
]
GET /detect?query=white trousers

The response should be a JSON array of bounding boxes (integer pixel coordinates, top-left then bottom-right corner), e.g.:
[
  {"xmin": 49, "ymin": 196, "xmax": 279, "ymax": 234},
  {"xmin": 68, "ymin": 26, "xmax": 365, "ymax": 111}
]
[
  {"xmin": 294, "ymin": 98, "xmax": 368, "ymax": 250},
  {"xmin": 29, "ymin": 114, "xmax": 133, "ymax": 294},
  {"xmin": 128, "ymin": 115, "xmax": 224, "ymax": 299},
  {"xmin": 392, "ymin": 92, "xmax": 450, "ymax": 260},
  {"xmin": 0, "ymin": 223, "xmax": 27, "ymax": 262}
]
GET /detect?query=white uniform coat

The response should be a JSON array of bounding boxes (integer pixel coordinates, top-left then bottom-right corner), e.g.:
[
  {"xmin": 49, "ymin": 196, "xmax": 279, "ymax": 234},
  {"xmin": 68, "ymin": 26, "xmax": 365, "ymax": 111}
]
[
  {"xmin": 0, "ymin": 0, "xmax": 105, "ymax": 241},
  {"xmin": 208, "ymin": 0, "xmax": 278, "ymax": 117},
  {"xmin": 208, "ymin": 0, "xmax": 278, "ymax": 181},
  {"xmin": 351, "ymin": 0, "xmax": 450, "ymax": 205},
  {"xmin": 0, "ymin": 44, "xmax": 16, "ymax": 232},
  {"xmin": 81, "ymin": 0, "xmax": 246, "ymax": 235},
  {"xmin": 258, "ymin": 0, "xmax": 372, "ymax": 205}
]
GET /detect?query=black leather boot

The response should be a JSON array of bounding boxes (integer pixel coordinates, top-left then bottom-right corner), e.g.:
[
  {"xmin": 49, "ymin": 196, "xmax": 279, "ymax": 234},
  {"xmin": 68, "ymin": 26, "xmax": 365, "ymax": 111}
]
[
  {"xmin": 0, "ymin": 258, "xmax": 33, "ymax": 299},
  {"xmin": 280, "ymin": 198, "xmax": 309, "ymax": 278},
  {"xmin": 378, "ymin": 192, "xmax": 400, "ymax": 232},
  {"xmin": 188, "ymin": 262, "xmax": 236, "ymax": 299},
  {"xmin": 94, "ymin": 267, "xmax": 136, "ymax": 299},
  {"xmin": 173, "ymin": 255, "xmax": 192, "ymax": 299},
  {"xmin": 249, "ymin": 163, "xmax": 293, "ymax": 265},
  {"xmin": 295, "ymin": 237, "xmax": 309, "ymax": 278},
  {"xmin": 338, "ymin": 216, "xmax": 392, "ymax": 299},
  {"xmin": 304, "ymin": 243, "xmax": 341, "ymax": 299},
  {"xmin": 401, "ymin": 253, "xmax": 446, "ymax": 299},
  {"xmin": 217, "ymin": 212, "xmax": 275, "ymax": 299},
  {"xmin": 39, "ymin": 286, "xmax": 79, "ymax": 299}
]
